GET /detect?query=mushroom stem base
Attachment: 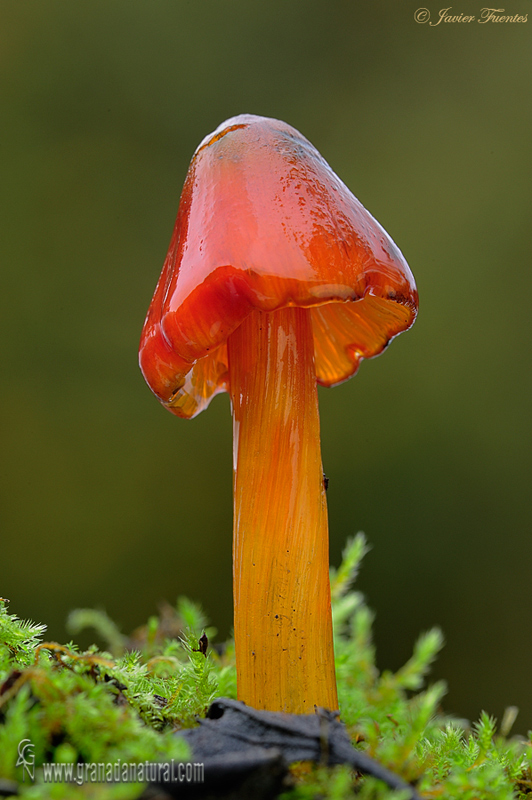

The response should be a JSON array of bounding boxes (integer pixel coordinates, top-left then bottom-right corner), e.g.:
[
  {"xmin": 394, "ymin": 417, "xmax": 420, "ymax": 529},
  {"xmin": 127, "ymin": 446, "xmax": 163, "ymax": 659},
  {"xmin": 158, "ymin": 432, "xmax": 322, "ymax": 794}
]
[{"xmin": 228, "ymin": 306, "xmax": 338, "ymax": 714}]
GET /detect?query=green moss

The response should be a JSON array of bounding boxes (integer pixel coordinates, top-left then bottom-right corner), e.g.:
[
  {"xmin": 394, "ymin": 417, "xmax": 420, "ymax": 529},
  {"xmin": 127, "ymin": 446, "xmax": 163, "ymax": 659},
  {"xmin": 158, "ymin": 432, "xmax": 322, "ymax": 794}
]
[{"xmin": 1, "ymin": 538, "xmax": 531, "ymax": 799}]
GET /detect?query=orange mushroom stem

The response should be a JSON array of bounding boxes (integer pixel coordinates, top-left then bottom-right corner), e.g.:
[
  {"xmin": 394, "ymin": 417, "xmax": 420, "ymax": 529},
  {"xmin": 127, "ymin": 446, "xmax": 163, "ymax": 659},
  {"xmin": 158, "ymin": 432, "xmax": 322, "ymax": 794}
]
[
  {"xmin": 139, "ymin": 114, "xmax": 418, "ymax": 714},
  {"xmin": 228, "ymin": 307, "xmax": 336, "ymax": 712}
]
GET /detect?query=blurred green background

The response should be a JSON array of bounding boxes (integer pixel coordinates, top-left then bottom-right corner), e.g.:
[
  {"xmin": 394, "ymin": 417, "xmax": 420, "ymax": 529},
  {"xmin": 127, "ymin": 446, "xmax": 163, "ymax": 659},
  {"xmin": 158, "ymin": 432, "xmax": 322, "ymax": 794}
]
[{"xmin": 2, "ymin": 1, "xmax": 531, "ymax": 730}]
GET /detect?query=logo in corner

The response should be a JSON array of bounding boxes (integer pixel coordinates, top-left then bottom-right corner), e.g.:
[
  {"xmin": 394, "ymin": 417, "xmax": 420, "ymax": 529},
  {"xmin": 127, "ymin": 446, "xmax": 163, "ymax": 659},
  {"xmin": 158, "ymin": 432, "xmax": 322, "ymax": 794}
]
[{"xmin": 16, "ymin": 739, "xmax": 35, "ymax": 782}]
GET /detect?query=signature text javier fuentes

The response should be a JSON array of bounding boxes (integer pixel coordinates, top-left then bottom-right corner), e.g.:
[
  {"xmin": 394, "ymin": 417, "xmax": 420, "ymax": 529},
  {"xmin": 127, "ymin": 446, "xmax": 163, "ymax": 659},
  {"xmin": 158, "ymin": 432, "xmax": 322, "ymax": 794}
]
[{"xmin": 414, "ymin": 7, "xmax": 528, "ymax": 24}]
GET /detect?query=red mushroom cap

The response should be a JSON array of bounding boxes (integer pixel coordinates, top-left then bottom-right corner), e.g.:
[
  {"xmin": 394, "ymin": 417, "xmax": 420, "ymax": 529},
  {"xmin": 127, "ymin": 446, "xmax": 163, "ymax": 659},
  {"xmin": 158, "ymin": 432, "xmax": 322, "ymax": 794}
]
[{"xmin": 139, "ymin": 114, "xmax": 418, "ymax": 418}]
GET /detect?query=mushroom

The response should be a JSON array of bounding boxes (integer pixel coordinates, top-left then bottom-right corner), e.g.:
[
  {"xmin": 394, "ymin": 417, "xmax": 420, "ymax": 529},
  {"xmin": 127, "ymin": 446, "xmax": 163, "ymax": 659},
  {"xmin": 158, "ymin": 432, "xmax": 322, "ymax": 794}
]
[{"xmin": 139, "ymin": 115, "xmax": 418, "ymax": 714}]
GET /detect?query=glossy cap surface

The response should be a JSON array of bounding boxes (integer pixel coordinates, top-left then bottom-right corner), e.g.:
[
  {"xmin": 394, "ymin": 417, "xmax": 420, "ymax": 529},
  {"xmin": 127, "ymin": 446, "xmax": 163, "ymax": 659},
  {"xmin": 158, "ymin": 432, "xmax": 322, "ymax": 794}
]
[{"xmin": 139, "ymin": 114, "xmax": 418, "ymax": 418}]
